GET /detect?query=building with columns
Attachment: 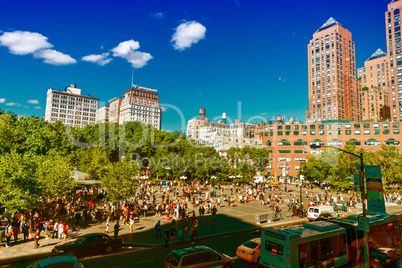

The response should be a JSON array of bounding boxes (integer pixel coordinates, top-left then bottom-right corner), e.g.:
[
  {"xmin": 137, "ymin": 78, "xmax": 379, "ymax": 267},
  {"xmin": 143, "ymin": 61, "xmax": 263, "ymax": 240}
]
[
  {"xmin": 96, "ymin": 86, "xmax": 161, "ymax": 130},
  {"xmin": 186, "ymin": 108, "xmax": 262, "ymax": 154}
]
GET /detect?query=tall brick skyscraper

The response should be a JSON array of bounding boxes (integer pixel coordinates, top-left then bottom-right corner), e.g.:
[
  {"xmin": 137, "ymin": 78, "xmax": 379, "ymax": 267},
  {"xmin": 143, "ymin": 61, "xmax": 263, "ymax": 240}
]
[
  {"xmin": 386, "ymin": 0, "xmax": 402, "ymax": 120},
  {"xmin": 306, "ymin": 18, "xmax": 360, "ymax": 123}
]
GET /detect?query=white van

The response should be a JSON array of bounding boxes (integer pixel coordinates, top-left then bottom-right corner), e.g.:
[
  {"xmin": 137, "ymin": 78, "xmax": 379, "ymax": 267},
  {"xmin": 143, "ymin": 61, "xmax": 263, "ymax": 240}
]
[{"xmin": 307, "ymin": 205, "xmax": 339, "ymax": 220}]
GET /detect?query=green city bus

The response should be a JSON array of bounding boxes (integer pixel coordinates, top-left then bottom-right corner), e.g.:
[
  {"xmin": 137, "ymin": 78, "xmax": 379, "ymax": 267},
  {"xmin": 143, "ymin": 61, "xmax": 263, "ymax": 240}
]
[
  {"xmin": 259, "ymin": 221, "xmax": 348, "ymax": 268},
  {"xmin": 322, "ymin": 213, "xmax": 402, "ymax": 267}
]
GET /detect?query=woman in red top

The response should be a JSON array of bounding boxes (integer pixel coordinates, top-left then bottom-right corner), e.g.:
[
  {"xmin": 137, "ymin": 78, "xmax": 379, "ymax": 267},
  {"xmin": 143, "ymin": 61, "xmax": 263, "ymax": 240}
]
[{"xmin": 13, "ymin": 224, "xmax": 19, "ymax": 242}]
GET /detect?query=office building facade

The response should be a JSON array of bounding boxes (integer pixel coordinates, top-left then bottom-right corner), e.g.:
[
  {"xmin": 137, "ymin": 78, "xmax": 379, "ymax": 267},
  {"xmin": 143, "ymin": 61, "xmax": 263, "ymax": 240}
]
[{"xmin": 45, "ymin": 84, "xmax": 99, "ymax": 128}]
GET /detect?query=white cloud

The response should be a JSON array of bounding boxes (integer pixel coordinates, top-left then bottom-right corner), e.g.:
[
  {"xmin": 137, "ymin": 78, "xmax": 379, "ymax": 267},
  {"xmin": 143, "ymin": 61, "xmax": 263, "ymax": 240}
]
[
  {"xmin": 34, "ymin": 49, "xmax": 77, "ymax": 65},
  {"xmin": 260, "ymin": 112, "xmax": 267, "ymax": 115},
  {"xmin": 23, "ymin": 105, "xmax": 29, "ymax": 108},
  {"xmin": 5, "ymin": 102, "xmax": 21, "ymax": 107},
  {"xmin": 0, "ymin": 30, "xmax": 76, "ymax": 65},
  {"xmin": 34, "ymin": 106, "xmax": 42, "ymax": 109},
  {"xmin": 0, "ymin": 98, "xmax": 5, "ymax": 103},
  {"xmin": 82, "ymin": 52, "xmax": 112, "ymax": 66},
  {"xmin": 161, "ymin": 106, "xmax": 169, "ymax": 112},
  {"xmin": 111, "ymin": 40, "xmax": 153, "ymax": 68},
  {"xmin": 171, "ymin": 21, "xmax": 206, "ymax": 51},
  {"xmin": 27, "ymin": 99, "xmax": 39, "ymax": 104},
  {"xmin": 0, "ymin": 30, "xmax": 53, "ymax": 55},
  {"xmin": 150, "ymin": 12, "xmax": 165, "ymax": 19}
]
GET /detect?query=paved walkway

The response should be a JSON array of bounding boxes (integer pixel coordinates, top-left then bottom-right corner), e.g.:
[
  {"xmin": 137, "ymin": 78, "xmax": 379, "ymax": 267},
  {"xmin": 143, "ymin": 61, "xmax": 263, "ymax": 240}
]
[{"xmin": 0, "ymin": 185, "xmax": 401, "ymax": 266}]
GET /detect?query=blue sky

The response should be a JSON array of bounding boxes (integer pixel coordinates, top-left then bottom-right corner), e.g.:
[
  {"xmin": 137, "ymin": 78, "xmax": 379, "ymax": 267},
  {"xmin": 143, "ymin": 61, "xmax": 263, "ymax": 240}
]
[{"xmin": 0, "ymin": 0, "xmax": 392, "ymax": 132}]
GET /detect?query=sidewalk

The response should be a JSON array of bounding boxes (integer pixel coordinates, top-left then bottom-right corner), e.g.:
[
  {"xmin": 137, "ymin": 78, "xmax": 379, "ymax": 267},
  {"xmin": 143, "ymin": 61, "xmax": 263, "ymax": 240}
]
[
  {"xmin": 1, "ymin": 189, "xmax": 400, "ymax": 266},
  {"xmin": 0, "ymin": 201, "xmax": 312, "ymax": 266}
]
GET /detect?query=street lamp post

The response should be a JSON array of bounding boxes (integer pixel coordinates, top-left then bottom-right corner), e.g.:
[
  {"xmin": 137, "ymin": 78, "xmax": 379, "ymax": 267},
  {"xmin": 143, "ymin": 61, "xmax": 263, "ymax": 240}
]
[{"xmin": 310, "ymin": 144, "xmax": 368, "ymax": 267}]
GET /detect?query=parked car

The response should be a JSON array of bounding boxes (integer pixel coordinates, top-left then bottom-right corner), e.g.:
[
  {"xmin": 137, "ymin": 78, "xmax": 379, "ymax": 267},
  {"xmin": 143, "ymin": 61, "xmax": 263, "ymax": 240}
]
[
  {"xmin": 27, "ymin": 255, "xmax": 84, "ymax": 268},
  {"xmin": 236, "ymin": 238, "xmax": 261, "ymax": 263},
  {"xmin": 370, "ymin": 247, "xmax": 402, "ymax": 268},
  {"xmin": 164, "ymin": 246, "xmax": 234, "ymax": 268},
  {"xmin": 52, "ymin": 233, "xmax": 123, "ymax": 257}
]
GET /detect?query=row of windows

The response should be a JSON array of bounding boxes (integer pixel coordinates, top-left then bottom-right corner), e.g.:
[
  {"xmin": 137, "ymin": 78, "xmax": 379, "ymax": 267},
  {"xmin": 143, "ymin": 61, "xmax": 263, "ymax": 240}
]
[
  {"xmin": 267, "ymin": 139, "xmax": 399, "ymax": 149},
  {"xmin": 265, "ymin": 128, "xmax": 399, "ymax": 137},
  {"xmin": 266, "ymin": 122, "xmax": 399, "ymax": 131}
]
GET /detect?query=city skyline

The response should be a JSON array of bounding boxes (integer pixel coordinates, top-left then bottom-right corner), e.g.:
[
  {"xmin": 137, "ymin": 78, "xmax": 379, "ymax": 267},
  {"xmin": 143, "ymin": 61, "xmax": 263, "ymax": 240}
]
[{"xmin": 0, "ymin": 0, "xmax": 392, "ymax": 132}]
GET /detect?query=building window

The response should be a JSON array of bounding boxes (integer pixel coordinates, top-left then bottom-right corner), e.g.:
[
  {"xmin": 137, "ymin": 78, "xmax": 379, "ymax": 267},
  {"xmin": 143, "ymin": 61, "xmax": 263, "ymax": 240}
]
[
  {"xmin": 277, "ymin": 131, "xmax": 283, "ymax": 136},
  {"xmin": 364, "ymin": 130, "xmax": 370, "ymax": 135},
  {"xmin": 278, "ymin": 140, "xmax": 291, "ymax": 146},
  {"xmin": 278, "ymin": 126, "xmax": 283, "ymax": 130},
  {"xmin": 354, "ymin": 124, "xmax": 360, "ymax": 129},
  {"xmin": 327, "ymin": 131, "xmax": 333, "ymax": 135},
  {"xmin": 365, "ymin": 139, "xmax": 380, "ymax": 146},
  {"xmin": 383, "ymin": 129, "xmax": 390, "ymax": 134},
  {"xmin": 373, "ymin": 123, "xmax": 379, "ymax": 129},
  {"xmin": 318, "ymin": 124, "xmax": 324, "ymax": 129},
  {"xmin": 294, "ymin": 150, "xmax": 308, "ymax": 154},
  {"xmin": 319, "ymin": 131, "xmax": 325, "ymax": 135},
  {"xmin": 278, "ymin": 150, "xmax": 291, "ymax": 154},
  {"xmin": 293, "ymin": 125, "xmax": 299, "ymax": 130},
  {"xmin": 382, "ymin": 123, "xmax": 389, "ymax": 128},
  {"xmin": 345, "ymin": 124, "xmax": 351, "ymax": 129},
  {"xmin": 347, "ymin": 139, "xmax": 361, "ymax": 146},
  {"xmin": 293, "ymin": 131, "xmax": 300, "ymax": 136},
  {"xmin": 310, "ymin": 125, "xmax": 316, "ymax": 129},
  {"xmin": 354, "ymin": 130, "xmax": 361, "ymax": 135},
  {"xmin": 374, "ymin": 129, "xmax": 380, "ymax": 134},
  {"xmin": 294, "ymin": 139, "xmax": 307, "ymax": 146}
]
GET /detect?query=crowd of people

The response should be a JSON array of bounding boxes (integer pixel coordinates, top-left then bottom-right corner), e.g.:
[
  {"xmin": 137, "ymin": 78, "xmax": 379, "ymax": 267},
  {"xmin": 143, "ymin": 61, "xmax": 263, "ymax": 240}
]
[{"xmin": 1, "ymin": 180, "xmax": 371, "ymax": 249}]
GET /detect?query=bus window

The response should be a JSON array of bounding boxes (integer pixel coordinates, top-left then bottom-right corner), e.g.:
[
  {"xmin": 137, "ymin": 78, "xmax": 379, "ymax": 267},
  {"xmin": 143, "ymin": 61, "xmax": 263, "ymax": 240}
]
[{"xmin": 265, "ymin": 240, "xmax": 283, "ymax": 255}]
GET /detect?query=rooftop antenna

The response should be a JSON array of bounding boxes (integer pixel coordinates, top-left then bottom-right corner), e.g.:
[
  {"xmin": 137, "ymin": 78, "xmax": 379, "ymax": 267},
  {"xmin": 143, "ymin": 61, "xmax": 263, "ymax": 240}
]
[{"xmin": 131, "ymin": 69, "xmax": 134, "ymax": 88}]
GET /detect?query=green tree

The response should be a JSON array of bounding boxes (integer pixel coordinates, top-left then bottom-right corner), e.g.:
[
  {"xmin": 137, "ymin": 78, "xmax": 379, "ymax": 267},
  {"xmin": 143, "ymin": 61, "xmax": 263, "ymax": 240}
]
[{"xmin": 101, "ymin": 160, "xmax": 138, "ymax": 203}]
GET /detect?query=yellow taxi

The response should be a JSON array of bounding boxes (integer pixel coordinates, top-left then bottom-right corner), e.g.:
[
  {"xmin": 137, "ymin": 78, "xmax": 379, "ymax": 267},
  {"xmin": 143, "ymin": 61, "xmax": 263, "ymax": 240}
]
[{"xmin": 236, "ymin": 238, "xmax": 261, "ymax": 263}]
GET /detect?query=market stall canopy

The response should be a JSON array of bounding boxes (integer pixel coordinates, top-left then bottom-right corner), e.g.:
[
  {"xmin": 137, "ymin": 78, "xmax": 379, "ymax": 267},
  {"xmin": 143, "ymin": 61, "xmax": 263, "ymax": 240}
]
[{"xmin": 71, "ymin": 168, "xmax": 100, "ymax": 185}]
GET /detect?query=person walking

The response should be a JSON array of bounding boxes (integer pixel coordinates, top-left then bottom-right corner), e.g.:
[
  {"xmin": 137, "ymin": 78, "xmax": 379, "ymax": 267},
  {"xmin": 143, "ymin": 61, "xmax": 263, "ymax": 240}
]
[
  {"xmin": 190, "ymin": 225, "xmax": 196, "ymax": 242},
  {"xmin": 114, "ymin": 221, "xmax": 120, "ymax": 238},
  {"xmin": 179, "ymin": 226, "xmax": 185, "ymax": 244},
  {"xmin": 52, "ymin": 220, "xmax": 59, "ymax": 239},
  {"xmin": 129, "ymin": 215, "xmax": 134, "ymax": 233},
  {"xmin": 155, "ymin": 220, "xmax": 162, "ymax": 238},
  {"xmin": 105, "ymin": 216, "xmax": 110, "ymax": 233},
  {"xmin": 5, "ymin": 222, "xmax": 13, "ymax": 248},
  {"xmin": 22, "ymin": 221, "xmax": 29, "ymax": 243},
  {"xmin": 13, "ymin": 223, "xmax": 19, "ymax": 242},
  {"xmin": 34, "ymin": 229, "xmax": 41, "ymax": 249},
  {"xmin": 164, "ymin": 228, "xmax": 170, "ymax": 248},
  {"xmin": 211, "ymin": 206, "xmax": 217, "ymax": 220},
  {"xmin": 58, "ymin": 221, "xmax": 64, "ymax": 239},
  {"xmin": 170, "ymin": 226, "xmax": 176, "ymax": 248}
]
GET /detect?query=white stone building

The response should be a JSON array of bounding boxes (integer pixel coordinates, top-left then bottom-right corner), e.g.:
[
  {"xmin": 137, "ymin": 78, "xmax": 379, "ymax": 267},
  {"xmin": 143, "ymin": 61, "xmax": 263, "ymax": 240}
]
[{"xmin": 45, "ymin": 84, "xmax": 99, "ymax": 128}]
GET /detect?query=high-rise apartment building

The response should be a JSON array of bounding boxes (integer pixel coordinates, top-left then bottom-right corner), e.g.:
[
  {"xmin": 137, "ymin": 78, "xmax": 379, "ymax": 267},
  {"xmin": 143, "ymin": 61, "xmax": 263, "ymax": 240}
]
[
  {"xmin": 118, "ymin": 86, "xmax": 162, "ymax": 130},
  {"xmin": 306, "ymin": 18, "xmax": 360, "ymax": 123},
  {"xmin": 357, "ymin": 49, "xmax": 391, "ymax": 121},
  {"xmin": 45, "ymin": 83, "xmax": 99, "ymax": 128},
  {"xmin": 386, "ymin": 0, "xmax": 402, "ymax": 120}
]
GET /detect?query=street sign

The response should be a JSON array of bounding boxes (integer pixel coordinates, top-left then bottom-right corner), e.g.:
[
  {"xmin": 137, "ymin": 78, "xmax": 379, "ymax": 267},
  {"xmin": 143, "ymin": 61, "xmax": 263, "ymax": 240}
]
[
  {"xmin": 354, "ymin": 174, "xmax": 360, "ymax": 187},
  {"xmin": 356, "ymin": 164, "xmax": 361, "ymax": 171},
  {"xmin": 357, "ymin": 215, "xmax": 370, "ymax": 233}
]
